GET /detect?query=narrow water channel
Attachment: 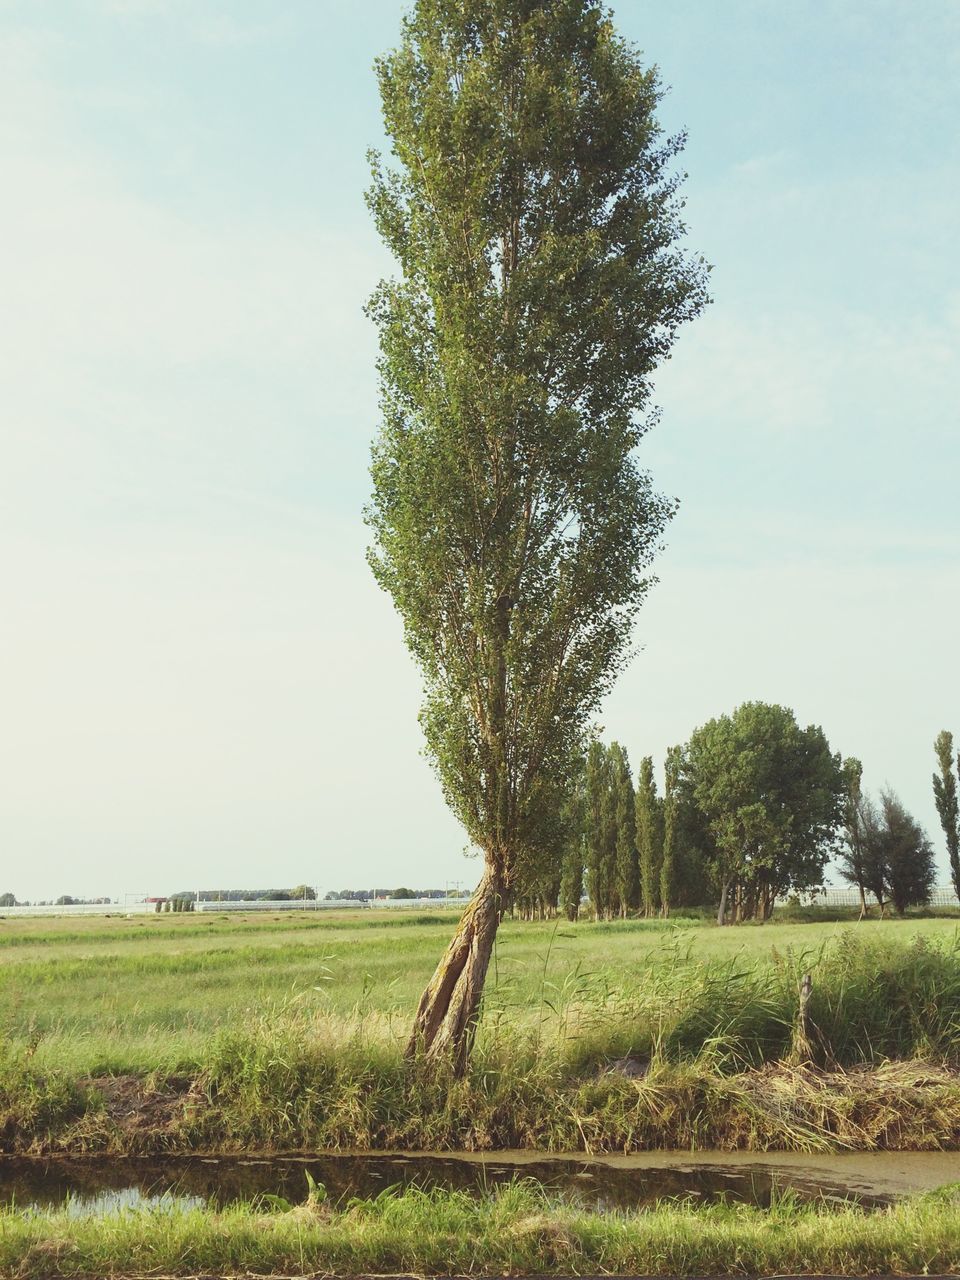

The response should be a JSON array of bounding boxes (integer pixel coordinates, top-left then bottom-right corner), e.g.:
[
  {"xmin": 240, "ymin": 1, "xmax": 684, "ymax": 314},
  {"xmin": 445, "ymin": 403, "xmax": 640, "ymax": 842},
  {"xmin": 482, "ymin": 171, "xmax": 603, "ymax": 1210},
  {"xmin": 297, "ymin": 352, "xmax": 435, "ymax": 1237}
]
[{"xmin": 2, "ymin": 1151, "xmax": 957, "ymax": 1217}]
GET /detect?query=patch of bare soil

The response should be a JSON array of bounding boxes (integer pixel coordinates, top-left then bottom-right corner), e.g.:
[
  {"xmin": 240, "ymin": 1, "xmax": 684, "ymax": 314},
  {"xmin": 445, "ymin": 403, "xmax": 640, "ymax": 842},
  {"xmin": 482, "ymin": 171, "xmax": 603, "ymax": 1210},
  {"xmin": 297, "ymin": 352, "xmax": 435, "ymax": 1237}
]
[
  {"xmin": 602, "ymin": 1055, "xmax": 650, "ymax": 1079},
  {"xmin": 83, "ymin": 1074, "xmax": 204, "ymax": 1140}
]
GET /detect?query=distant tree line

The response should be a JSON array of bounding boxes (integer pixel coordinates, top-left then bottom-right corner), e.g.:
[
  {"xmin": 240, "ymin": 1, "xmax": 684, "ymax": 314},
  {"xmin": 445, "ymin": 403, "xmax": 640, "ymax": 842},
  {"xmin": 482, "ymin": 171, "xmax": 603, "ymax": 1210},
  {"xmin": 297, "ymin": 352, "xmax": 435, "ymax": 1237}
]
[
  {"xmin": 323, "ymin": 888, "xmax": 471, "ymax": 901},
  {"xmin": 0, "ymin": 894, "xmax": 112, "ymax": 908},
  {"xmin": 13, "ymin": 724, "xmax": 954, "ymax": 926},
  {"xmin": 515, "ymin": 701, "xmax": 946, "ymax": 925},
  {"xmin": 159, "ymin": 896, "xmax": 195, "ymax": 913},
  {"xmin": 169, "ymin": 886, "xmax": 318, "ymax": 904},
  {"xmin": 161, "ymin": 887, "xmax": 474, "ymax": 905}
]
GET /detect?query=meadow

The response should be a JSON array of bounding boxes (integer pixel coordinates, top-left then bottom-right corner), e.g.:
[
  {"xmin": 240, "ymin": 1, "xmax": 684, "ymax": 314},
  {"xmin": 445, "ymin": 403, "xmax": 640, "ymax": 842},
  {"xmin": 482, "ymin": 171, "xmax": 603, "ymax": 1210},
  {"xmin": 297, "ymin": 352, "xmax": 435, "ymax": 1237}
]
[
  {"xmin": 1, "ymin": 907, "xmax": 959, "ymax": 1156},
  {"xmin": 1, "ymin": 907, "xmax": 958, "ymax": 1074},
  {"xmin": 2, "ymin": 907, "xmax": 960, "ymax": 1278}
]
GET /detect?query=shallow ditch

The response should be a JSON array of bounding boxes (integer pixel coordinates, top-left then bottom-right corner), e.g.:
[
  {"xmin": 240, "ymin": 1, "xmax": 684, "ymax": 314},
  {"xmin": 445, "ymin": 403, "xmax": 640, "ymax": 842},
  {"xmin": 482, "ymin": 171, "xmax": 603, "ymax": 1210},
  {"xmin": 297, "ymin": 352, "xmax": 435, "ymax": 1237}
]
[{"xmin": 2, "ymin": 1150, "xmax": 957, "ymax": 1217}]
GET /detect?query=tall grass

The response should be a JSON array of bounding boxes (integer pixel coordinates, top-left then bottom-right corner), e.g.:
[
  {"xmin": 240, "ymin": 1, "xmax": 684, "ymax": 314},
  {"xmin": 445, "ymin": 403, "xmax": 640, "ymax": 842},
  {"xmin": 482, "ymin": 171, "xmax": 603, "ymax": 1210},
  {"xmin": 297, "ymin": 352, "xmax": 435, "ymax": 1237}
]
[
  {"xmin": 3, "ymin": 1182, "xmax": 960, "ymax": 1278},
  {"xmin": 1, "ymin": 921, "xmax": 958, "ymax": 1156},
  {"xmin": 560, "ymin": 931, "xmax": 960, "ymax": 1070},
  {"xmin": 2, "ymin": 911, "xmax": 957, "ymax": 1075},
  {"xmin": 2, "ymin": 933, "xmax": 959, "ymax": 1156}
]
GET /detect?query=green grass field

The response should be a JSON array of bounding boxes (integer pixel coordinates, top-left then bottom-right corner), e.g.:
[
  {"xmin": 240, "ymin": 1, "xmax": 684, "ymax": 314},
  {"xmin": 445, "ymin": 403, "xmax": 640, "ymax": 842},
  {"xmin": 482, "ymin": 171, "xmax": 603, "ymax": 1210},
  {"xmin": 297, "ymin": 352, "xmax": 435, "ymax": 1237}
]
[
  {"xmin": 1, "ymin": 908, "xmax": 959, "ymax": 1154},
  {"xmin": 2, "ymin": 907, "xmax": 958, "ymax": 1074}
]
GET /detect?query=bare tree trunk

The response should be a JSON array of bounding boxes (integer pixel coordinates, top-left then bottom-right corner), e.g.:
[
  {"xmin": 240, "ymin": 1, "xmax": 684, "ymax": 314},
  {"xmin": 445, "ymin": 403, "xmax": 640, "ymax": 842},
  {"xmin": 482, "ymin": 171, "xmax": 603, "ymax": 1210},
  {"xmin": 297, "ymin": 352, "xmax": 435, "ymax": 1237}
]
[
  {"xmin": 405, "ymin": 864, "xmax": 502, "ymax": 1075},
  {"xmin": 858, "ymin": 885, "xmax": 867, "ymax": 920},
  {"xmin": 791, "ymin": 971, "xmax": 814, "ymax": 1063},
  {"xmin": 738, "ymin": 884, "xmax": 745, "ymax": 923},
  {"xmin": 761, "ymin": 885, "xmax": 774, "ymax": 921},
  {"xmin": 716, "ymin": 880, "xmax": 729, "ymax": 926}
]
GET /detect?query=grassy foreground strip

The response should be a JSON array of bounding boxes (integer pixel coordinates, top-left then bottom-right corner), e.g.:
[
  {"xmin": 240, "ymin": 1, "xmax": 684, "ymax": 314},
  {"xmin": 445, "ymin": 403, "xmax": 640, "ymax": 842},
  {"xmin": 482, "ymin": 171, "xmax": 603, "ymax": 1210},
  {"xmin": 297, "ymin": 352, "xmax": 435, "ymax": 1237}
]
[{"xmin": 3, "ymin": 1184, "xmax": 960, "ymax": 1278}]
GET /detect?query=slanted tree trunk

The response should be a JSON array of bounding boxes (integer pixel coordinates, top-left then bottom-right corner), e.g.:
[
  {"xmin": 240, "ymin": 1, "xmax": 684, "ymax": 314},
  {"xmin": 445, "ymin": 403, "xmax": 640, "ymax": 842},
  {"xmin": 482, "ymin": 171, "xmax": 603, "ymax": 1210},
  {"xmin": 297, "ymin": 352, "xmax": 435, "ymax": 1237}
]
[
  {"xmin": 857, "ymin": 884, "xmax": 867, "ymax": 920},
  {"xmin": 405, "ymin": 864, "xmax": 503, "ymax": 1075},
  {"xmin": 791, "ymin": 971, "xmax": 814, "ymax": 1063}
]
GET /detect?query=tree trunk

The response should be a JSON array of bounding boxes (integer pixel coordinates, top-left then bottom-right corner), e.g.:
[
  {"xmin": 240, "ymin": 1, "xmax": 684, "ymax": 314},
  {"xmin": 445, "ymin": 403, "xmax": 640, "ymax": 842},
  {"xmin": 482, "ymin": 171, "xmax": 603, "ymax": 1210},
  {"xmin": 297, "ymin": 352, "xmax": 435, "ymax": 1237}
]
[
  {"xmin": 761, "ymin": 884, "xmax": 774, "ymax": 921},
  {"xmin": 716, "ymin": 881, "xmax": 730, "ymax": 926},
  {"xmin": 792, "ymin": 971, "xmax": 814, "ymax": 1063},
  {"xmin": 858, "ymin": 884, "xmax": 866, "ymax": 920},
  {"xmin": 405, "ymin": 864, "xmax": 502, "ymax": 1075}
]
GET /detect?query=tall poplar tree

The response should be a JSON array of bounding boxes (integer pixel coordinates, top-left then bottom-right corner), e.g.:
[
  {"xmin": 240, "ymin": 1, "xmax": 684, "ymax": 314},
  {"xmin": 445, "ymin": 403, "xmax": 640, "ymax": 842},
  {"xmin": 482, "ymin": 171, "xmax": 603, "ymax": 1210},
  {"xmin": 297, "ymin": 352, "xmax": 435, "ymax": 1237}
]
[
  {"xmin": 859, "ymin": 794, "xmax": 888, "ymax": 915},
  {"xmin": 933, "ymin": 730, "xmax": 960, "ymax": 901},
  {"xmin": 611, "ymin": 742, "xmax": 638, "ymax": 915},
  {"xmin": 635, "ymin": 755, "xmax": 661, "ymax": 916},
  {"xmin": 367, "ymin": 0, "xmax": 707, "ymax": 1067},
  {"xmin": 559, "ymin": 770, "xmax": 586, "ymax": 921},
  {"xmin": 836, "ymin": 756, "xmax": 869, "ymax": 918},
  {"xmin": 660, "ymin": 745, "xmax": 681, "ymax": 917},
  {"xmin": 584, "ymin": 740, "xmax": 611, "ymax": 919},
  {"xmin": 598, "ymin": 753, "xmax": 620, "ymax": 918}
]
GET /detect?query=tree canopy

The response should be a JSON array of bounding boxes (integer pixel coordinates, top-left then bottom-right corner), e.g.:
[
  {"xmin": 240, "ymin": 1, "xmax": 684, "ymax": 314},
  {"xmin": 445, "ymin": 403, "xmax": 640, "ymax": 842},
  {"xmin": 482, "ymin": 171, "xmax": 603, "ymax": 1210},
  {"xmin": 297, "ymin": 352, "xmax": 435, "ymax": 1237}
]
[
  {"xmin": 635, "ymin": 755, "xmax": 662, "ymax": 917},
  {"xmin": 933, "ymin": 730, "xmax": 960, "ymax": 901},
  {"xmin": 681, "ymin": 702, "xmax": 844, "ymax": 924},
  {"xmin": 836, "ymin": 756, "xmax": 870, "ymax": 917},
  {"xmin": 873, "ymin": 790, "xmax": 936, "ymax": 915}
]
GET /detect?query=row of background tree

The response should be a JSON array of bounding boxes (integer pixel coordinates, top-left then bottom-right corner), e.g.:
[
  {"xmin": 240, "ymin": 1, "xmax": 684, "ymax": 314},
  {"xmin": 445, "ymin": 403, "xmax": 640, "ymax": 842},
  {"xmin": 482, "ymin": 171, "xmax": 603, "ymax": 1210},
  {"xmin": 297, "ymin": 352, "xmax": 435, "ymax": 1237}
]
[
  {"xmin": 171, "ymin": 890, "xmax": 476, "ymax": 901},
  {"xmin": 0, "ymin": 894, "xmax": 115, "ymax": 908},
  {"xmin": 517, "ymin": 702, "xmax": 960, "ymax": 925},
  {"xmin": 6, "ymin": 715, "xmax": 957, "ymax": 923}
]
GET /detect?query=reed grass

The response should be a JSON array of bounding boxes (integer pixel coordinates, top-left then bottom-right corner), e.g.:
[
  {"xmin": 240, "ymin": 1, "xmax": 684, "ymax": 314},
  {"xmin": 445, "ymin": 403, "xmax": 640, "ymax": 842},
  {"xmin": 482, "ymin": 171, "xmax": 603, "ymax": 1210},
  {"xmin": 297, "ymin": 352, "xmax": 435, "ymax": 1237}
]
[{"xmin": 2, "ymin": 1181, "xmax": 959, "ymax": 1278}]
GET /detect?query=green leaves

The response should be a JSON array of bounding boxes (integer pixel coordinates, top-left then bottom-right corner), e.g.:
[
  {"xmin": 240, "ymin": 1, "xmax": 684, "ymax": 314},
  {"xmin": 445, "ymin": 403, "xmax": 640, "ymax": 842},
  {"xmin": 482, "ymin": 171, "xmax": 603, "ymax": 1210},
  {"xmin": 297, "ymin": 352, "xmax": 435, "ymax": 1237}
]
[
  {"xmin": 932, "ymin": 730, "xmax": 960, "ymax": 901},
  {"xmin": 635, "ymin": 756, "xmax": 660, "ymax": 917},
  {"xmin": 366, "ymin": 0, "xmax": 707, "ymax": 882},
  {"xmin": 682, "ymin": 703, "xmax": 845, "ymax": 922}
]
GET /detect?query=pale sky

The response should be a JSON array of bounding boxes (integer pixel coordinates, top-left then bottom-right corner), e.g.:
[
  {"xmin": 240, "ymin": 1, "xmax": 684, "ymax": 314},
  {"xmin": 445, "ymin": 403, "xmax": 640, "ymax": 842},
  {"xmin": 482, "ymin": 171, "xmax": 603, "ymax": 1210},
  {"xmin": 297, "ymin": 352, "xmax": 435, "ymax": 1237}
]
[{"xmin": 1, "ymin": 1, "xmax": 957, "ymax": 901}]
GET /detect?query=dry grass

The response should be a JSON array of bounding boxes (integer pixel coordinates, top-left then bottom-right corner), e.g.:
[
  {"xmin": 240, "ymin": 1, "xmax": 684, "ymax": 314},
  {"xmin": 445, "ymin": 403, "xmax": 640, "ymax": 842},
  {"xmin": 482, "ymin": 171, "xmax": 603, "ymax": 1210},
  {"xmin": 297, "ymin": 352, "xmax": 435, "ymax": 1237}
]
[{"xmin": 3, "ymin": 1035, "xmax": 959, "ymax": 1158}]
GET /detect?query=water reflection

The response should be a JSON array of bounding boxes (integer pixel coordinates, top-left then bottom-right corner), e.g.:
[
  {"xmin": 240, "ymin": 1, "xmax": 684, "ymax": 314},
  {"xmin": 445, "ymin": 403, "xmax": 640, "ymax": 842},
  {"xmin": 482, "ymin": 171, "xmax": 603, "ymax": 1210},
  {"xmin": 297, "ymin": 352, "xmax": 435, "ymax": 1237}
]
[{"xmin": 0, "ymin": 1152, "xmax": 899, "ymax": 1217}]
